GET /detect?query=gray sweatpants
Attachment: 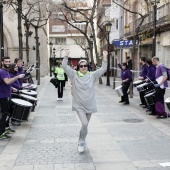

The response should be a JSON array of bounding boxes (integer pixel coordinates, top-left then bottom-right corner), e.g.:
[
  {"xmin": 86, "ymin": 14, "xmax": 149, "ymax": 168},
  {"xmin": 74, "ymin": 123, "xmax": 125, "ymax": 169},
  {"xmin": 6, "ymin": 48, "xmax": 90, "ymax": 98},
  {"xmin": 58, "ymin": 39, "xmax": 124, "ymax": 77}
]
[{"xmin": 76, "ymin": 112, "xmax": 92, "ymax": 141}]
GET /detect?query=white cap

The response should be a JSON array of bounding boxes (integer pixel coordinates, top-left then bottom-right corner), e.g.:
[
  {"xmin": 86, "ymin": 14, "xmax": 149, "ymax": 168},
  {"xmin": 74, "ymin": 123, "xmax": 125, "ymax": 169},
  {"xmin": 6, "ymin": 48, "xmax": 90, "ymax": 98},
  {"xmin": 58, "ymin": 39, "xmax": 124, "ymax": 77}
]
[{"xmin": 78, "ymin": 59, "xmax": 88, "ymax": 65}]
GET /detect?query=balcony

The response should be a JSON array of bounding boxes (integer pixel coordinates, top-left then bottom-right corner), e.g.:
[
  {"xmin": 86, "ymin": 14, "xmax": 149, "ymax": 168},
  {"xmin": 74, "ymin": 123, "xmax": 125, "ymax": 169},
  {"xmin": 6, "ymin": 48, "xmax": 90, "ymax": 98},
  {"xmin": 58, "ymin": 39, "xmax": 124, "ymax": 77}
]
[{"xmin": 124, "ymin": 2, "xmax": 170, "ymax": 38}]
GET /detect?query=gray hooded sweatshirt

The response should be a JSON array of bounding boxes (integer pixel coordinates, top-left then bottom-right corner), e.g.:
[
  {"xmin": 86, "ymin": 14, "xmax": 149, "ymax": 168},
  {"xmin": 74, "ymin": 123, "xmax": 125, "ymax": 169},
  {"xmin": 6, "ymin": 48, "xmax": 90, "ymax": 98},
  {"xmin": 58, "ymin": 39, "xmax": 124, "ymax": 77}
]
[{"xmin": 62, "ymin": 56, "xmax": 107, "ymax": 113}]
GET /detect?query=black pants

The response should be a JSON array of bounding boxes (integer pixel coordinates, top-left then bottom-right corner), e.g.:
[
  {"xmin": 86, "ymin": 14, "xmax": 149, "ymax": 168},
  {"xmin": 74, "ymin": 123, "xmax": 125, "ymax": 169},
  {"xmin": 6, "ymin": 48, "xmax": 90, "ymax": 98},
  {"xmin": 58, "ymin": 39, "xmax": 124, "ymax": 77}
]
[
  {"xmin": 58, "ymin": 80, "xmax": 65, "ymax": 98},
  {"xmin": 121, "ymin": 83, "xmax": 130, "ymax": 103},
  {"xmin": 0, "ymin": 98, "xmax": 10, "ymax": 135}
]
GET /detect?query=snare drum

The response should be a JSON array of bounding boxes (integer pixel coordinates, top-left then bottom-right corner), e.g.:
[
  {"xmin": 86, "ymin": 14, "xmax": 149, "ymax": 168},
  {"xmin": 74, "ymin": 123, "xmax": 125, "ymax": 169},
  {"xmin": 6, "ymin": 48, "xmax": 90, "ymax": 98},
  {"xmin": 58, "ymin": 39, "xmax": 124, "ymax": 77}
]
[
  {"xmin": 20, "ymin": 90, "xmax": 37, "ymax": 98},
  {"xmin": 115, "ymin": 85, "xmax": 123, "ymax": 97},
  {"xmin": 22, "ymin": 83, "xmax": 37, "ymax": 91},
  {"xmin": 144, "ymin": 92, "xmax": 155, "ymax": 106},
  {"xmin": 165, "ymin": 97, "xmax": 170, "ymax": 111},
  {"xmin": 10, "ymin": 99, "xmax": 33, "ymax": 121},
  {"xmin": 137, "ymin": 83, "xmax": 148, "ymax": 92},
  {"xmin": 133, "ymin": 80, "xmax": 143, "ymax": 87},
  {"xmin": 20, "ymin": 94, "xmax": 37, "ymax": 112}
]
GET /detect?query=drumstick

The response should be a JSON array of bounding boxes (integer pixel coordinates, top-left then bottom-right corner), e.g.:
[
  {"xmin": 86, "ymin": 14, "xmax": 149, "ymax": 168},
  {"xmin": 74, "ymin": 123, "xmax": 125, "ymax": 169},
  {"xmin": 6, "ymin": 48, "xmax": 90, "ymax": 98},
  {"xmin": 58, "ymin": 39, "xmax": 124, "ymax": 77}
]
[{"xmin": 146, "ymin": 76, "xmax": 155, "ymax": 85}]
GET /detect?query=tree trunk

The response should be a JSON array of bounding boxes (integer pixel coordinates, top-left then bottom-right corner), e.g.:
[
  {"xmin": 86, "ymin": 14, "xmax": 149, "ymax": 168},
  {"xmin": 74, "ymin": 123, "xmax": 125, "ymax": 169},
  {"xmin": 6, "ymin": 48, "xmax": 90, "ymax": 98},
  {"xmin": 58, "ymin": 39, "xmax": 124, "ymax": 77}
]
[
  {"xmin": 25, "ymin": 24, "xmax": 30, "ymax": 65},
  {"xmin": 91, "ymin": 21, "xmax": 103, "ymax": 84},
  {"xmin": 35, "ymin": 27, "xmax": 40, "ymax": 85},
  {"xmin": 17, "ymin": 0, "xmax": 23, "ymax": 59}
]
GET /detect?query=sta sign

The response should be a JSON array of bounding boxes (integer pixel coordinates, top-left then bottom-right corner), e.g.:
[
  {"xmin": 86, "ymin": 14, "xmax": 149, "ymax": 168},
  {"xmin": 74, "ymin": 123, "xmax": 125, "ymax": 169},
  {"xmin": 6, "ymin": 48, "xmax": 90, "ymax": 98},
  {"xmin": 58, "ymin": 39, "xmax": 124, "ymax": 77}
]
[{"xmin": 113, "ymin": 40, "xmax": 139, "ymax": 48}]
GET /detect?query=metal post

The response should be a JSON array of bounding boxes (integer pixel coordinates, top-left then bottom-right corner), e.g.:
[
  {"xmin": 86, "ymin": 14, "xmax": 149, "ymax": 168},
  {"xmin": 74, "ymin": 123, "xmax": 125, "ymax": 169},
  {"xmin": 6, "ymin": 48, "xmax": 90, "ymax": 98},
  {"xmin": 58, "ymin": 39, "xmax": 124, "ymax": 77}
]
[
  {"xmin": 50, "ymin": 46, "xmax": 52, "ymax": 77},
  {"xmin": 0, "ymin": 1, "xmax": 4, "ymax": 63},
  {"xmin": 152, "ymin": 1, "xmax": 157, "ymax": 57},
  {"xmin": 106, "ymin": 32, "xmax": 110, "ymax": 86}
]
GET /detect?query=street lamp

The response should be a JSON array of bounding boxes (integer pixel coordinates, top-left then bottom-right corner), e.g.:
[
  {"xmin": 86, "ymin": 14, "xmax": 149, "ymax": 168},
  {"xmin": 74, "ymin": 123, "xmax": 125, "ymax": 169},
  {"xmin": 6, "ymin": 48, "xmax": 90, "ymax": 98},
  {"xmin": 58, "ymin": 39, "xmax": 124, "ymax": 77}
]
[
  {"xmin": 0, "ymin": 0, "xmax": 4, "ymax": 63},
  {"xmin": 60, "ymin": 48, "xmax": 63, "ymax": 61},
  {"xmin": 105, "ymin": 22, "xmax": 112, "ymax": 86},
  {"xmin": 49, "ymin": 42, "xmax": 53, "ymax": 77},
  {"xmin": 89, "ymin": 34, "xmax": 94, "ymax": 71},
  {"xmin": 151, "ymin": 0, "xmax": 160, "ymax": 57}
]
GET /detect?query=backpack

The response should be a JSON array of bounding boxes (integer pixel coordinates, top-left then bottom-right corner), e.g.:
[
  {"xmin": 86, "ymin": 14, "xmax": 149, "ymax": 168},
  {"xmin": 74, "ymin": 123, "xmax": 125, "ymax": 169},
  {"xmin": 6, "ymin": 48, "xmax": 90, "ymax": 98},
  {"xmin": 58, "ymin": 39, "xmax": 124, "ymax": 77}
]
[{"xmin": 166, "ymin": 67, "xmax": 170, "ymax": 81}]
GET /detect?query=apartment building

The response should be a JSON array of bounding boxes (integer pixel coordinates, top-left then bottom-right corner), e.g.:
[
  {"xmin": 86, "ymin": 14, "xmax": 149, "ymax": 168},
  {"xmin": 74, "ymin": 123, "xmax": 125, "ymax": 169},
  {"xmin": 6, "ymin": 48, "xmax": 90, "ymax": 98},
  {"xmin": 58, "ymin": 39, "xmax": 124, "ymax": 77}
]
[
  {"xmin": 124, "ymin": 0, "xmax": 170, "ymax": 71},
  {"xmin": 97, "ymin": 0, "xmax": 124, "ymax": 71},
  {"xmin": 49, "ymin": 0, "xmax": 90, "ymax": 68}
]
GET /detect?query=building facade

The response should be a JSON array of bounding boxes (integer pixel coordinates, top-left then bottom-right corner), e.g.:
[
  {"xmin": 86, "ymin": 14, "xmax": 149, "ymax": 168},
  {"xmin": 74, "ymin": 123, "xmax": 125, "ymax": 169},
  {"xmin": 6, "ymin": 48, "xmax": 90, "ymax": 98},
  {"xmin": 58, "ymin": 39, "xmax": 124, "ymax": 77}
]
[{"xmin": 0, "ymin": 2, "xmax": 49, "ymax": 77}]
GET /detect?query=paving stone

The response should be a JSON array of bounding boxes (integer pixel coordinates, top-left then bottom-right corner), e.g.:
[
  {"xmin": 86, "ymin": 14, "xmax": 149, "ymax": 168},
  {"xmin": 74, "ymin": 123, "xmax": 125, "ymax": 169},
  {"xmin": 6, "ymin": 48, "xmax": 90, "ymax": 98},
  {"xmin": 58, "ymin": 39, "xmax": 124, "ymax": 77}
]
[
  {"xmin": 26, "ymin": 126, "xmax": 79, "ymax": 140},
  {"xmin": 33, "ymin": 115, "xmax": 77, "ymax": 124},
  {"xmin": 0, "ymin": 145, "xmax": 6, "ymax": 154},
  {"xmin": 15, "ymin": 143, "xmax": 92, "ymax": 165}
]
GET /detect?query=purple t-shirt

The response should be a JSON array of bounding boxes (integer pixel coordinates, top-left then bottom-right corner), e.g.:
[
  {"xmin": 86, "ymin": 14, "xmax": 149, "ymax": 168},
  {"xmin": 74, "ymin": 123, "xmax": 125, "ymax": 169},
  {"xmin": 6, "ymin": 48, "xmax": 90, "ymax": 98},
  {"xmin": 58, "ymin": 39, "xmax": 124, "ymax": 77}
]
[
  {"xmin": 0, "ymin": 68, "xmax": 12, "ymax": 98},
  {"xmin": 155, "ymin": 64, "xmax": 168, "ymax": 88},
  {"xmin": 9, "ymin": 73, "xmax": 21, "ymax": 90},
  {"xmin": 17, "ymin": 67, "xmax": 24, "ymax": 87},
  {"xmin": 140, "ymin": 64, "xmax": 148, "ymax": 78}
]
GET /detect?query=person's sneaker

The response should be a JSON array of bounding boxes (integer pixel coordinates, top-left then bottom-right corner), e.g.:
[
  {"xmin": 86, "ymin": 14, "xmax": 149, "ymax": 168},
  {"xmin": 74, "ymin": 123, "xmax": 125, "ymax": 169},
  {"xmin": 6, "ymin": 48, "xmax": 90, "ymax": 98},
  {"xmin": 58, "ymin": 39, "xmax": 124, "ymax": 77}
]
[
  {"xmin": 11, "ymin": 120, "xmax": 21, "ymax": 126},
  {"xmin": 78, "ymin": 139, "xmax": 86, "ymax": 153},
  {"xmin": 5, "ymin": 127, "xmax": 15, "ymax": 134},
  {"xmin": 0, "ymin": 133, "xmax": 11, "ymax": 140},
  {"xmin": 57, "ymin": 98, "xmax": 60, "ymax": 101},
  {"xmin": 60, "ymin": 98, "xmax": 63, "ymax": 101}
]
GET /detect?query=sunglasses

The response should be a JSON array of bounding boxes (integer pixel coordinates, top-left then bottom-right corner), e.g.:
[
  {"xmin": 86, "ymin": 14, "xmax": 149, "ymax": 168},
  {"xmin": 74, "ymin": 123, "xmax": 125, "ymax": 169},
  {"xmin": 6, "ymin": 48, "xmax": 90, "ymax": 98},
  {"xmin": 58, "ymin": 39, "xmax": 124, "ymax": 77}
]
[{"xmin": 79, "ymin": 65, "xmax": 88, "ymax": 68}]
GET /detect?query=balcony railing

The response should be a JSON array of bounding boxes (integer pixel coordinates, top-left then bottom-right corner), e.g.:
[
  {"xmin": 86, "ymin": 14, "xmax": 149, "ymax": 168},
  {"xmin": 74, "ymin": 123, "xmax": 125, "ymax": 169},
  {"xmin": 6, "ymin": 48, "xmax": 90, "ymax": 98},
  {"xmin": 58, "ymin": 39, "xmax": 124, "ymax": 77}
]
[{"xmin": 124, "ymin": 2, "xmax": 170, "ymax": 37}]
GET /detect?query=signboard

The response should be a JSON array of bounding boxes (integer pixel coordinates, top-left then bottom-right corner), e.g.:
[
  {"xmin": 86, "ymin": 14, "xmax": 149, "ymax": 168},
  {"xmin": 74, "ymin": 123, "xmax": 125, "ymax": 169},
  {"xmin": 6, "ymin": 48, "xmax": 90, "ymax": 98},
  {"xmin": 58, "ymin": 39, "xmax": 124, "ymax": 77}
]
[
  {"xmin": 112, "ymin": 39, "xmax": 139, "ymax": 48},
  {"xmin": 52, "ymin": 25, "xmax": 65, "ymax": 32}
]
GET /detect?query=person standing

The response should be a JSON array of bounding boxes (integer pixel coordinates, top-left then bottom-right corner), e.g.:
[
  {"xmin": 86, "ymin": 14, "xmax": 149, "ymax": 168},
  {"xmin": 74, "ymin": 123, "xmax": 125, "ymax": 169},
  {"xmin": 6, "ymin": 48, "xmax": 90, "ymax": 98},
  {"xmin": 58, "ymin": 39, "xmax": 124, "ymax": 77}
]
[
  {"xmin": 55, "ymin": 63, "xmax": 65, "ymax": 101},
  {"xmin": 62, "ymin": 49, "xmax": 107, "ymax": 153},
  {"xmin": 144, "ymin": 59, "xmax": 156, "ymax": 114},
  {"xmin": 14, "ymin": 58, "xmax": 24, "ymax": 87},
  {"xmin": 138, "ymin": 57, "xmax": 148, "ymax": 106},
  {"xmin": 152, "ymin": 57, "xmax": 169, "ymax": 119},
  {"xmin": 0, "ymin": 57, "xmax": 25, "ymax": 140},
  {"xmin": 116, "ymin": 57, "xmax": 132, "ymax": 105}
]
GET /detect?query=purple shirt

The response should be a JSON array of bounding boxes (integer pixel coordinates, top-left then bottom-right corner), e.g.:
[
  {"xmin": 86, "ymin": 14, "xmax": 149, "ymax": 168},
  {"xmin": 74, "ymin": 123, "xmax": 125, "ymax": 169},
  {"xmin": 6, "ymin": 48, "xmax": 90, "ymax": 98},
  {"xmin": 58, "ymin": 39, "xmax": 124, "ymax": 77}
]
[
  {"xmin": 9, "ymin": 73, "xmax": 21, "ymax": 90},
  {"xmin": 118, "ymin": 64, "xmax": 132, "ymax": 83},
  {"xmin": 140, "ymin": 64, "xmax": 148, "ymax": 78},
  {"xmin": 0, "ymin": 68, "xmax": 12, "ymax": 98},
  {"xmin": 17, "ymin": 67, "xmax": 24, "ymax": 87},
  {"xmin": 147, "ymin": 64, "xmax": 156, "ymax": 81},
  {"xmin": 155, "ymin": 64, "xmax": 168, "ymax": 88}
]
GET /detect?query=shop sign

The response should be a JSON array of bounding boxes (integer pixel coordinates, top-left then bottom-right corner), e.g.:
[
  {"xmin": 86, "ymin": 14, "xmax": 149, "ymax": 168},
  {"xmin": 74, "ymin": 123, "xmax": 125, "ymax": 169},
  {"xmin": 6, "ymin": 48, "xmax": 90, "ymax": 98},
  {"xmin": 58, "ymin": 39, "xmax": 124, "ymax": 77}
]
[{"xmin": 112, "ymin": 39, "xmax": 139, "ymax": 48}]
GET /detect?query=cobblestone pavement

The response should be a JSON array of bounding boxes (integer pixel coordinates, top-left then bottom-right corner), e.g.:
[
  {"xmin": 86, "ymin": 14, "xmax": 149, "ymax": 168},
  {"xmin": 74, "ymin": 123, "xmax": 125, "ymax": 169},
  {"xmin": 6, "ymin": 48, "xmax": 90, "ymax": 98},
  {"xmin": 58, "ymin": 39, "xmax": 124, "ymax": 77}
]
[{"xmin": 0, "ymin": 76, "xmax": 170, "ymax": 170}]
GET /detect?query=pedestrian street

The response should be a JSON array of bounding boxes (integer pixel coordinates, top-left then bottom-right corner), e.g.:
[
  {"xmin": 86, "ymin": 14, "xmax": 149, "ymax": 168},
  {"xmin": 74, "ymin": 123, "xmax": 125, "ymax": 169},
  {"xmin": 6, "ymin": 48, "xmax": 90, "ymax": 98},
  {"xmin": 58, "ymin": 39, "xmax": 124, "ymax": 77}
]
[{"xmin": 0, "ymin": 76, "xmax": 170, "ymax": 170}]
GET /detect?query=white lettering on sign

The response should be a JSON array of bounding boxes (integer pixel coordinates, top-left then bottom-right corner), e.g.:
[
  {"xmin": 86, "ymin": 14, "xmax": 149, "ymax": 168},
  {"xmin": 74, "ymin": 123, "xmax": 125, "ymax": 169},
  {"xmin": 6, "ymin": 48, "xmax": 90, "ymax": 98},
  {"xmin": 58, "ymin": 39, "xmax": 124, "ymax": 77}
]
[{"xmin": 52, "ymin": 25, "xmax": 65, "ymax": 32}]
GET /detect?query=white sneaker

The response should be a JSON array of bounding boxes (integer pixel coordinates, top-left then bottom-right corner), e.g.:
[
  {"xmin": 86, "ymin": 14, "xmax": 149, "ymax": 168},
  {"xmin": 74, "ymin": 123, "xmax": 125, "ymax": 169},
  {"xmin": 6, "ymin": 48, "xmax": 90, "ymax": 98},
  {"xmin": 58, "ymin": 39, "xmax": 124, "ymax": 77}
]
[
  {"xmin": 60, "ymin": 98, "xmax": 63, "ymax": 101},
  {"xmin": 57, "ymin": 98, "xmax": 60, "ymax": 101},
  {"xmin": 78, "ymin": 139, "xmax": 85, "ymax": 153}
]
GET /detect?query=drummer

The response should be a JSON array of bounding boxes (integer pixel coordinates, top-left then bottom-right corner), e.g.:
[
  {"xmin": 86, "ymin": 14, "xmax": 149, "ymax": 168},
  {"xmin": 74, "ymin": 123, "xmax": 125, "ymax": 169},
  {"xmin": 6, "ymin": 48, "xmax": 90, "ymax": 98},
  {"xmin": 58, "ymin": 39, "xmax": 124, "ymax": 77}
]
[
  {"xmin": 138, "ymin": 57, "xmax": 148, "ymax": 107},
  {"xmin": 152, "ymin": 56, "xmax": 169, "ymax": 119},
  {"xmin": 0, "ymin": 57, "xmax": 25, "ymax": 140},
  {"xmin": 14, "ymin": 58, "xmax": 25, "ymax": 87},
  {"xmin": 8, "ymin": 63, "xmax": 22, "ymax": 91},
  {"xmin": 116, "ymin": 57, "xmax": 132, "ymax": 105},
  {"xmin": 144, "ymin": 59, "xmax": 156, "ymax": 114}
]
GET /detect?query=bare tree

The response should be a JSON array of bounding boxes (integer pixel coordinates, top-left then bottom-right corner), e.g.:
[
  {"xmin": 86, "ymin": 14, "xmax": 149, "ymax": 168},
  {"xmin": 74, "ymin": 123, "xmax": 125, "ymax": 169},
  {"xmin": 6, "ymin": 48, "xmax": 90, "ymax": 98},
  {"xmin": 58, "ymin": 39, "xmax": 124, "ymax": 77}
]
[
  {"xmin": 112, "ymin": 0, "xmax": 150, "ymax": 97},
  {"xmin": 51, "ymin": 0, "xmax": 102, "ymax": 71},
  {"xmin": 7, "ymin": 0, "xmax": 24, "ymax": 59}
]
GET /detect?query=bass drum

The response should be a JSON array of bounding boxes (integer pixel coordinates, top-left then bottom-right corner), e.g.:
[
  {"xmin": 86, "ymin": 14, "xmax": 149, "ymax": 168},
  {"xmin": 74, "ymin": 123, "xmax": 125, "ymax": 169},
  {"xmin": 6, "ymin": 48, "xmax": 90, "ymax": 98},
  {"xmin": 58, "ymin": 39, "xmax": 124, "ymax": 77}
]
[
  {"xmin": 165, "ymin": 97, "xmax": 170, "ymax": 111},
  {"xmin": 20, "ymin": 94, "xmax": 37, "ymax": 112},
  {"xmin": 144, "ymin": 92, "xmax": 155, "ymax": 106},
  {"xmin": 115, "ymin": 85, "xmax": 123, "ymax": 97},
  {"xmin": 10, "ymin": 99, "xmax": 33, "ymax": 121}
]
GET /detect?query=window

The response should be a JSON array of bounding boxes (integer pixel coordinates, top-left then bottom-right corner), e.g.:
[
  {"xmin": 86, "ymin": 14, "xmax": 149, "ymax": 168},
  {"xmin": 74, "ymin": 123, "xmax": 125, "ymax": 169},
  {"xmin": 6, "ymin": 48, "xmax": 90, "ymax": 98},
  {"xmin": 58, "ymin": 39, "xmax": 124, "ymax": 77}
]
[
  {"xmin": 54, "ymin": 38, "xmax": 66, "ymax": 45},
  {"xmin": 68, "ymin": 23, "xmax": 86, "ymax": 31},
  {"xmin": 116, "ymin": 19, "xmax": 119, "ymax": 30}
]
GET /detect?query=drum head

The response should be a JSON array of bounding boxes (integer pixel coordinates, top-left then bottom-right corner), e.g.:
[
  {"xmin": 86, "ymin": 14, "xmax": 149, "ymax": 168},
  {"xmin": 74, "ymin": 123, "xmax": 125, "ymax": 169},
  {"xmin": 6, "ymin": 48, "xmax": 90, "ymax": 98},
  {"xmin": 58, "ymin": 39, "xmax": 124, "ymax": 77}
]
[
  {"xmin": 115, "ymin": 85, "xmax": 122, "ymax": 90},
  {"xmin": 11, "ymin": 99, "xmax": 33, "ymax": 107},
  {"xmin": 137, "ymin": 83, "xmax": 148, "ymax": 88},
  {"xmin": 21, "ymin": 90, "xmax": 37, "ymax": 95},
  {"xmin": 20, "ymin": 94, "xmax": 38, "ymax": 101},
  {"xmin": 165, "ymin": 97, "xmax": 170, "ymax": 103},
  {"xmin": 144, "ymin": 92, "xmax": 155, "ymax": 97}
]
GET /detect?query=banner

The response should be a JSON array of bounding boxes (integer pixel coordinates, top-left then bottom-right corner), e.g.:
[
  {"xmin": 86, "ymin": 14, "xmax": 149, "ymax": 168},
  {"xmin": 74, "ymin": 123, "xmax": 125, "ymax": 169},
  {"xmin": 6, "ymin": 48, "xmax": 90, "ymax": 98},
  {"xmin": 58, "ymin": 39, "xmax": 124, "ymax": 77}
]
[{"xmin": 112, "ymin": 40, "xmax": 139, "ymax": 48}]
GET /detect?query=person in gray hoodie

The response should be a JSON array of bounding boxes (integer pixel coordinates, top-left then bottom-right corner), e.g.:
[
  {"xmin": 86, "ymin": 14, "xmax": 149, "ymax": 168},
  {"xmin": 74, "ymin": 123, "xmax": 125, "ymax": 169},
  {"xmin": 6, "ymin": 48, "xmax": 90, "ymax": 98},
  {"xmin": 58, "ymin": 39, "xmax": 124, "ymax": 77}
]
[{"xmin": 62, "ymin": 49, "xmax": 108, "ymax": 153}]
